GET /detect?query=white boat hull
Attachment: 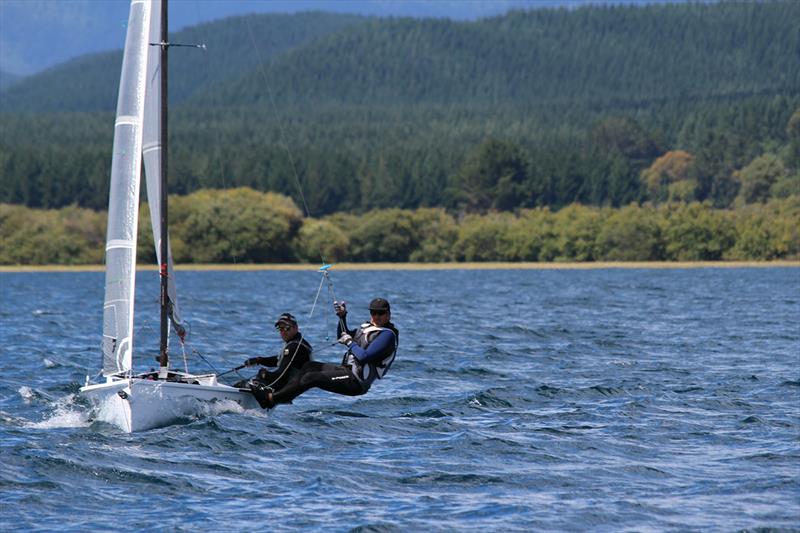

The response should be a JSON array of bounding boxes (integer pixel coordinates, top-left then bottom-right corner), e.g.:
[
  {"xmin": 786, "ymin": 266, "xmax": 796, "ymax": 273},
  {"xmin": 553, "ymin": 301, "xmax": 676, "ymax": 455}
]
[{"xmin": 80, "ymin": 373, "xmax": 260, "ymax": 432}]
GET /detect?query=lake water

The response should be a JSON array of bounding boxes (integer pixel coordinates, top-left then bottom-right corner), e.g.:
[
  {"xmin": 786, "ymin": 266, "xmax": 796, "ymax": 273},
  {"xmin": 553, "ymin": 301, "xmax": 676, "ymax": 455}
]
[{"xmin": 1, "ymin": 267, "xmax": 798, "ymax": 531}]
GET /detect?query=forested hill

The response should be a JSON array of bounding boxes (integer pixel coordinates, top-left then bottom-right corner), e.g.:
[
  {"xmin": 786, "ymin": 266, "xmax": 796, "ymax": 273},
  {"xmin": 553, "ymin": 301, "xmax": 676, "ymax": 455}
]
[
  {"xmin": 1, "ymin": 2, "xmax": 799, "ymax": 217},
  {"xmin": 3, "ymin": 2, "xmax": 798, "ymax": 113},
  {"xmin": 198, "ymin": 2, "xmax": 799, "ymax": 109},
  {"xmin": 0, "ymin": 12, "xmax": 366, "ymax": 113}
]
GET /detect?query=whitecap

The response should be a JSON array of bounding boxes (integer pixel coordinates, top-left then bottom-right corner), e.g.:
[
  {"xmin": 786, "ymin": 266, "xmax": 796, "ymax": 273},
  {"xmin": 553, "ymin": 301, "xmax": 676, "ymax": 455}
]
[
  {"xmin": 26, "ymin": 409, "xmax": 91, "ymax": 429},
  {"xmin": 18, "ymin": 386, "xmax": 36, "ymax": 402},
  {"xmin": 23, "ymin": 393, "xmax": 92, "ymax": 429},
  {"xmin": 201, "ymin": 398, "xmax": 250, "ymax": 417},
  {"xmin": 609, "ymin": 359, "xmax": 636, "ymax": 367}
]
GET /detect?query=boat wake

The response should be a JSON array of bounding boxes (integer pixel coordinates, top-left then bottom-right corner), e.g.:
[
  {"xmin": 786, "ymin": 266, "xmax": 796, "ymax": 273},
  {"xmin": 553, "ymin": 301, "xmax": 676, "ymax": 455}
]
[
  {"xmin": 18, "ymin": 387, "xmax": 91, "ymax": 429},
  {"xmin": 15, "ymin": 383, "xmax": 258, "ymax": 432}
]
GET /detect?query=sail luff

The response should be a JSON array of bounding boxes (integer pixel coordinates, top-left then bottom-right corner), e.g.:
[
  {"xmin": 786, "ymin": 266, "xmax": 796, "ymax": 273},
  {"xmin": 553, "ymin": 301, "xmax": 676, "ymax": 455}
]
[{"xmin": 101, "ymin": 0, "xmax": 153, "ymax": 376}]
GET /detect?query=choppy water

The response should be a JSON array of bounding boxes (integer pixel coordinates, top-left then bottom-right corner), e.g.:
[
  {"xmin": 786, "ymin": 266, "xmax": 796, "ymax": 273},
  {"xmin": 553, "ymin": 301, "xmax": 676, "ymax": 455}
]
[{"xmin": 1, "ymin": 267, "xmax": 798, "ymax": 531}]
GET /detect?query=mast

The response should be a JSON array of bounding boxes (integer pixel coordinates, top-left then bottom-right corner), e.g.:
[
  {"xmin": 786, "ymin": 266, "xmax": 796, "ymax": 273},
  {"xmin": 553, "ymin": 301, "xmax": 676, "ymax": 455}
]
[{"xmin": 158, "ymin": 0, "xmax": 170, "ymax": 374}]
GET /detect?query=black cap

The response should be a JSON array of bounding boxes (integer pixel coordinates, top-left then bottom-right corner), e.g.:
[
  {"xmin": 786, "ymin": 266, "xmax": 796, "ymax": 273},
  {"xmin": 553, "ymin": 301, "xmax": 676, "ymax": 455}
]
[
  {"xmin": 368, "ymin": 298, "xmax": 390, "ymax": 312},
  {"xmin": 274, "ymin": 312, "xmax": 297, "ymax": 328}
]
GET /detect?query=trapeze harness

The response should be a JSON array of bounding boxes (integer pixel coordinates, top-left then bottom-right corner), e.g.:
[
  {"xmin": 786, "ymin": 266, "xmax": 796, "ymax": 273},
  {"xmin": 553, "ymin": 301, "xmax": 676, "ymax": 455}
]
[{"xmin": 342, "ymin": 323, "xmax": 398, "ymax": 391}]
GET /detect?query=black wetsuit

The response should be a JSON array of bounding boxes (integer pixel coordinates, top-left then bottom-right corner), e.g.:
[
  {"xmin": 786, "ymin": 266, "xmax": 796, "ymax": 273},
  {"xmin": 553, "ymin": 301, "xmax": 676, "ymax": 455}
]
[
  {"xmin": 236, "ymin": 332, "xmax": 312, "ymax": 390},
  {"xmin": 263, "ymin": 316, "xmax": 398, "ymax": 407}
]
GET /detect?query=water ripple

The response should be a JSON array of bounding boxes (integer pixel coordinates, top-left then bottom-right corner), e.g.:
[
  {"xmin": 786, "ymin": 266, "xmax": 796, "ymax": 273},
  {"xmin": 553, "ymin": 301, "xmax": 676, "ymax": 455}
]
[{"xmin": 0, "ymin": 268, "xmax": 798, "ymax": 531}]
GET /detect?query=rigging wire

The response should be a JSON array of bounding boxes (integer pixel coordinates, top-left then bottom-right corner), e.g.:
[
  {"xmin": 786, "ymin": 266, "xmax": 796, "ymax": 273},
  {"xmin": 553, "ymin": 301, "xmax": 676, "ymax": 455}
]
[
  {"xmin": 243, "ymin": 18, "xmax": 313, "ymax": 224},
  {"xmin": 186, "ymin": 344, "xmax": 220, "ymax": 374},
  {"xmin": 242, "ymin": 16, "xmax": 347, "ymax": 341},
  {"xmin": 159, "ymin": 17, "xmax": 348, "ymax": 379}
]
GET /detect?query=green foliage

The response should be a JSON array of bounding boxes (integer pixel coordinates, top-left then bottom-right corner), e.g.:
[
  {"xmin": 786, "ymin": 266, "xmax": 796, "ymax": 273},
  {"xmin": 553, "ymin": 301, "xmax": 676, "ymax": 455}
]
[
  {"xmin": 786, "ymin": 108, "xmax": 800, "ymax": 170},
  {"xmin": 1, "ymin": 13, "xmax": 367, "ymax": 113},
  {"xmin": 727, "ymin": 196, "xmax": 800, "ymax": 260},
  {"xmin": 294, "ymin": 219, "xmax": 350, "ymax": 263},
  {"xmin": 0, "ymin": 203, "xmax": 105, "ymax": 264},
  {"xmin": 2, "ymin": 3, "xmax": 799, "ymax": 216},
  {"xmin": 165, "ymin": 188, "xmax": 302, "ymax": 263},
  {"xmin": 660, "ymin": 202, "xmax": 737, "ymax": 260},
  {"xmin": 3, "ymin": 194, "xmax": 799, "ymax": 265},
  {"xmin": 452, "ymin": 138, "xmax": 528, "ymax": 212},
  {"xmin": 770, "ymin": 172, "xmax": 800, "ymax": 199},
  {"xmin": 2, "ymin": 6, "xmax": 800, "ymax": 265},
  {"xmin": 408, "ymin": 208, "xmax": 458, "ymax": 262},
  {"xmin": 453, "ymin": 213, "xmax": 516, "ymax": 261},
  {"xmin": 596, "ymin": 204, "xmax": 664, "ymax": 261},
  {"xmin": 551, "ymin": 204, "xmax": 608, "ymax": 262},
  {"xmin": 337, "ymin": 208, "xmax": 419, "ymax": 262},
  {"xmin": 590, "ymin": 117, "xmax": 661, "ymax": 164},
  {"xmin": 641, "ymin": 150, "xmax": 696, "ymax": 204},
  {"xmin": 735, "ymin": 153, "xmax": 787, "ymax": 205},
  {"xmin": 502, "ymin": 209, "xmax": 556, "ymax": 261}
]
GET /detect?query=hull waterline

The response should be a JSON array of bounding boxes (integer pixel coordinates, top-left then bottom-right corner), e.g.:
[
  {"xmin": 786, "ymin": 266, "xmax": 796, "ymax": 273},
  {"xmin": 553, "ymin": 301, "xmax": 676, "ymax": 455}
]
[{"xmin": 80, "ymin": 375, "xmax": 260, "ymax": 432}]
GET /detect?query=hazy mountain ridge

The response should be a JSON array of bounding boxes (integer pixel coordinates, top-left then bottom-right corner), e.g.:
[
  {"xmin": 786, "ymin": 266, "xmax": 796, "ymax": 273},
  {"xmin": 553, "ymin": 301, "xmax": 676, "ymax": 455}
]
[
  {"xmin": 1, "ymin": 0, "xmax": 576, "ymax": 76},
  {"xmin": 1, "ymin": 12, "xmax": 367, "ymax": 113},
  {"xmin": 0, "ymin": 70, "xmax": 22, "ymax": 91},
  {"xmin": 3, "ymin": 2, "xmax": 798, "ymax": 114}
]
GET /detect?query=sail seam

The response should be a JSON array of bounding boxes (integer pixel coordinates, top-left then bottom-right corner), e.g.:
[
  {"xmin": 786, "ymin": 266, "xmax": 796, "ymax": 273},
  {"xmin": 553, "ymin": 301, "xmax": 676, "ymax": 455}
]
[{"xmin": 116, "ymin": 115, "xmax": 140, "ymax": 127}]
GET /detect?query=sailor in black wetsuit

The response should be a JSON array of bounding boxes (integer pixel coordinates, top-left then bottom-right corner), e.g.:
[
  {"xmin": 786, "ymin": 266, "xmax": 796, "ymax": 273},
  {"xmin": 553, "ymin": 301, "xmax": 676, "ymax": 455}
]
[
  {"xmin": 236, "ymin": 313, "xmax": 312, "ymax": 391},
  {"xmin": 250, "ymin": 298, "xmax": 398, "ymax": 409}
]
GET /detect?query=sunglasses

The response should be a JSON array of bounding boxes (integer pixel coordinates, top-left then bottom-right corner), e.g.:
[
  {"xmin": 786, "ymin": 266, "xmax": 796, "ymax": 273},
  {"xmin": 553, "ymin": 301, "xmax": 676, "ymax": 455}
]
[
  {"xmin": 370, "ymin": 310, "xmax": 388, "ymax": 316},
  {"xmin": 276, "ymin": 325, "xmax": 293, "ymax": 332}
]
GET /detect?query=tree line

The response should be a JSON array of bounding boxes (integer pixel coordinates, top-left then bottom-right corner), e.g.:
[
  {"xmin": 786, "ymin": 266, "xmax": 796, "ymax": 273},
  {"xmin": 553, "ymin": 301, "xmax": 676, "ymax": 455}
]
[
  {"xmin": 2, "ymin": 98, "xmax": 798, "ymax": 215},
  {"xmin": 2, "ymin": 188, "xmax": 797, "ymax": 265},
  {"xmin": 2, "ymin": 2, "xmax": 799, "ymax": 216}
]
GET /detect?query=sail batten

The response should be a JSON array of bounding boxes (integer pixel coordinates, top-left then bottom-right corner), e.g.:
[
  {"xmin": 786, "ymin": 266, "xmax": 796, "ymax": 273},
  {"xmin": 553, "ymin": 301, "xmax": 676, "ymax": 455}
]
[
  {"xmin": 115, "ymin": 116, "xmax": 140, "ymax": 126},
  {"xmin": 106, "ymin": 239, "xmax": 136, "ymax": 250},
  {"xmin": 101, "ymin": 1, "xmax": 152, "ymax": 376}
]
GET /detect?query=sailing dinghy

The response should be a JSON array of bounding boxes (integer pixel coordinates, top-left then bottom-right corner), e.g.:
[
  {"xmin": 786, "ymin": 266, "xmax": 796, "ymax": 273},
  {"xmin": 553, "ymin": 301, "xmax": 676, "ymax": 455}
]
[{"xmin": 80, "ymin": 0, "xmax": 258, "ymax": 432}]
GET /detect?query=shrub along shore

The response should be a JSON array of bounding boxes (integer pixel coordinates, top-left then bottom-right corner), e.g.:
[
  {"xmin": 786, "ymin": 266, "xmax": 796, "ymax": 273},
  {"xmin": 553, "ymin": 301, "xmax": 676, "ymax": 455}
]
[
  {"xmin": 2, "ymin": 261, "xmax": 798, "ymax": 273},
  {"xmin": 1, "ymin": 188, "xmax": 798, "ymax": 266}
]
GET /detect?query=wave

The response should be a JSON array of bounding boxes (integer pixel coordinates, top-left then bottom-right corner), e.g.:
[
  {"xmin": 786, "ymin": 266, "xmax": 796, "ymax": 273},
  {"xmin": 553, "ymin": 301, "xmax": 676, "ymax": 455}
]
[
  {"xmin": 468, "ymin": 389, "xmax": 513, "ymax": 408},
  {"xmin": 399, "ymin": 471, "xmax": 505, "ymax": 486},
  {"xmin": 19, "ymin": 391, "xmax": 91, "ymax": 429}
]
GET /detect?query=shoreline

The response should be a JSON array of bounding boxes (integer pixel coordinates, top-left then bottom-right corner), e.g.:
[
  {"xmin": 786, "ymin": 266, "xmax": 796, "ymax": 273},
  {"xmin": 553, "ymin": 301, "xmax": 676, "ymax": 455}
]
[{"xmin": 1, "ymin": 260, "xmax": 798, "ymax": 273}]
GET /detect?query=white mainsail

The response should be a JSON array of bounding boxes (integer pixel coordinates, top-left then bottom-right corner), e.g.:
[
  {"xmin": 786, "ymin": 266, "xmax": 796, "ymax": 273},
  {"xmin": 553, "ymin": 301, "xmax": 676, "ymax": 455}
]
[
  {"xmin": 101, "ymin": 0, "xmax": 152, "ymax": 376},
  {"xmin": 84, "ymin": 0, "xmax": 259, "ymax": 432},
  {"xmin": 142, "ymin": 0, "xmax": 183, "ymax": 332}
]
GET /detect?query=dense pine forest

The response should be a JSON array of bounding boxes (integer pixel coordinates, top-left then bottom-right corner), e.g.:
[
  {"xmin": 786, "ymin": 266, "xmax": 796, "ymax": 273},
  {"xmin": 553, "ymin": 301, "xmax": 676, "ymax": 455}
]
[{"xmin": 1, "ymin": 2, "xmax": 799, "ymax": 263}]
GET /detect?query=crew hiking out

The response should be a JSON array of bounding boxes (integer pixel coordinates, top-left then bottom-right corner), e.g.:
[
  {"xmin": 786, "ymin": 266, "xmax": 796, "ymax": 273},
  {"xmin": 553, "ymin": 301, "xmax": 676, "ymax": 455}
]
[{"xmin": 250, "ymin": 298, "xmax": 398, "ymax": 409}]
